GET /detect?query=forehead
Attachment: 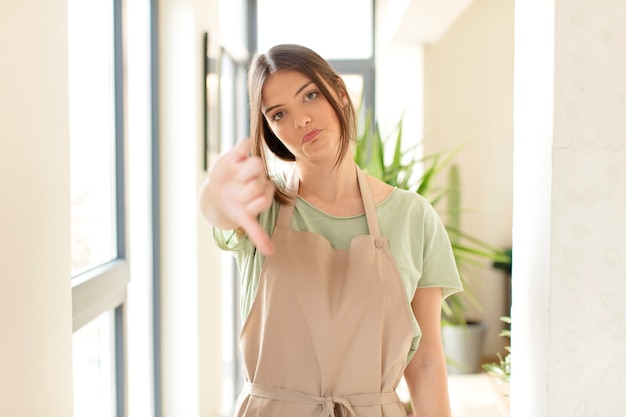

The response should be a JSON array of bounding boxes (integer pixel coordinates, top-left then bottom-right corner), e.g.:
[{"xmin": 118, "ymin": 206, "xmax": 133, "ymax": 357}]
[{"xmin": 262, "ymin": 71, "xmax": 312, "ymax": 104}]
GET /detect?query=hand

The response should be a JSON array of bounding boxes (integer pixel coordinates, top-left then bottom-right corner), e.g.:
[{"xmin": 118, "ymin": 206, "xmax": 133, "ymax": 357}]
[{"xmin": 207, "ymin": 138, "xmax": 276, "ymax": 256}]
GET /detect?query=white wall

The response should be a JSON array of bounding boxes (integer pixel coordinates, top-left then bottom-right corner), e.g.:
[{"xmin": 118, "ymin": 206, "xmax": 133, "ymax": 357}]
[
  {"xmin": 512, "ymin": 0, "xmax": 626, "ymax": 415},
  {"xmin": 511, "ymin": 1, "xmax": 554, "ymax": 413},
  {"xmin": 423, "ymin": 0, "xmax": 514, "ymax": 356},
  {"xmin": 157, "ymin": 0, "xmax": 224, "ymax": 415},
  {"xmin": 0, "ymin": 0, "xmax": 74, "ymax": 416}
]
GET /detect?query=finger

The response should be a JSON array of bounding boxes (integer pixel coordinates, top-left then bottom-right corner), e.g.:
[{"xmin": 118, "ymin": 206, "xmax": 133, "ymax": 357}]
[
  {"xmin": 236, "ymin": 211, "xmax": 275, "ymax": 256},
  {"xmin": 237, "ymin": 156, "xmax": 267, "ymax": 183},
  {"xmin": 245, "ymin": 187, "xmax": 274, "ymax": 215},
  {"xmin": 239, "ymin": 181, "xmax": 275, "ymax": 253},
  {"xmin": 238, "ymin": 174, "xmax": 273, "ymax": 202}
]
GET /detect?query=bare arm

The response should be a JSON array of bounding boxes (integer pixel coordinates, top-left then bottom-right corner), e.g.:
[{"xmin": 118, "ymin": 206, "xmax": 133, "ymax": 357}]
[
  {"xmin": 404, "ymin": 287, "xmax": 452, "ymax": 417},
  {"xmin": 199, "ymin": 138, "xmax": 276, "ymax": 256}
]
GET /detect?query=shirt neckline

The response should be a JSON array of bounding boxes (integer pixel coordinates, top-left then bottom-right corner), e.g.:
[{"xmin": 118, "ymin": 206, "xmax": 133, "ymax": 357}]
[{"xmin": 296, "ymin": 187, "xmax": 398, "ymax": 220}]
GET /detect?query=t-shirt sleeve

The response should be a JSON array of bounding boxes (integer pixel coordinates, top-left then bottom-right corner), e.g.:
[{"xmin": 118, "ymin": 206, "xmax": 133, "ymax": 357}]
[
  {"xmin": 418, "ymin": 201, "xmax": 463, "ymax": 300},
  {"xmin": 211, "ymin": 200, "xmax": 281, "ymax": 319},
  {"xmin": 212, "ymin": 199, "xmax": 280, "ymax": 252},
  {"xmin": 213, "ymin": 227, "xmax": 248, "ymax": 251}
]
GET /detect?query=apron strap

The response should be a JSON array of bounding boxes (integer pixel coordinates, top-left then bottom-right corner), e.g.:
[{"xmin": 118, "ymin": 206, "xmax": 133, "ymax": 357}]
[
  {"xmin": 274, "ymin": 167, "xmax": 299, "ymax": 231},
  {"xmin": 243, "ymin": 382, "xmax": 401, "ymax": 417},
  {"xmin": 355, "ymin": 166, "xmax": 381, "ymax": 236},
  {"xmin": 274, "ymin": 164, "xmax": 382, "ymax": 236}
]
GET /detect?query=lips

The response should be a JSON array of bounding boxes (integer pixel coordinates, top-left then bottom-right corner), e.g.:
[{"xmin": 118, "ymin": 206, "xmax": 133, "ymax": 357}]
[{"xmin": 302, "ymin": 129, "xmax": 321, "ymax": 143}]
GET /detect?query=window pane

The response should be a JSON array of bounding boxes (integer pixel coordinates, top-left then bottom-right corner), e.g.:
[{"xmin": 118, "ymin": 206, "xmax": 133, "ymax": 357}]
[
  {"xmin": 73, "ymin": 311, "xmax": 116, "ymax": 417},
  {"xmin": 68, "ymin": 0, "xmax": 117, "ymax": 274},
  {"xmin": 257, "ymin": 0, "xmax": 372, "ymax": 59},
  {"xmin": 342, "ymin": 74, "xmax": 365, "ymax": 110}
]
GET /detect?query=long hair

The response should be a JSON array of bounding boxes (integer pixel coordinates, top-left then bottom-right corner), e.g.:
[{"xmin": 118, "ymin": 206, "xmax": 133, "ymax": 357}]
[{"xmin": 247, "ymin": 44, "xmax": 357, "ymax": 204}]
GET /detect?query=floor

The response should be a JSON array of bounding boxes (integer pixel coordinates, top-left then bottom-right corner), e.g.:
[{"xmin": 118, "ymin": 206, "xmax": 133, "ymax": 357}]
[
  {"xmin": 396, "ymin": 372, "xmax": 509, "ymax": 417},
  {"xmin": 448, "ymin": 373, "xmax": 510, "ymax": 417}
]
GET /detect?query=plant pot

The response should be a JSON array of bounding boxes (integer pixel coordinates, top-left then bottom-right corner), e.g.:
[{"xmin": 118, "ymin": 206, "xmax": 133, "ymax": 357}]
[{"xmin": 442, "ymin": 321, "xmax": 488, "ymax": 374}]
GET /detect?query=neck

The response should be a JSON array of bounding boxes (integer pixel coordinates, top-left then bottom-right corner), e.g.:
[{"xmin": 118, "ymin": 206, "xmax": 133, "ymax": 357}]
[{"xmin": 297, "ymin": 154, "xmax": 358, "ymax": 205}]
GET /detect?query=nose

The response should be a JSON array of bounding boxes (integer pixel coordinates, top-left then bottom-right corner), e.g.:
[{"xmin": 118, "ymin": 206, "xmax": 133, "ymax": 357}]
[{"xmin": 293, "ymin": 109, "xmax": 311, "ymax": 129}]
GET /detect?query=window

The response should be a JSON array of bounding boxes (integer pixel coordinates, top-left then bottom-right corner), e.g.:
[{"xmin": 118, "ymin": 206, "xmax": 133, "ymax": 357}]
[
  {"xmin": 68, "ymin": 0, "xmax": 128, "ymax": 416},
  {"xmin": 256, "ymin": 0, "xmax": 373, "ymax": 60},
  {"xmin": 68, "ymin": 0, "xmax": 117, "ymax": 275},
  {"xmin": 72, "ymin": 311, "xmax": 116, "ymax": 417}
]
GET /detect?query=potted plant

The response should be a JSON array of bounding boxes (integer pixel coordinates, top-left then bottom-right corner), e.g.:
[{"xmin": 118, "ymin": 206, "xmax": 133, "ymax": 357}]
[
  {"xmin": 354, "ymin": 114, "xmax": 511, "ymax": 373},
  {"xmin": 483, "ymin": 315, "xmax": 511, "ymax": 407}
]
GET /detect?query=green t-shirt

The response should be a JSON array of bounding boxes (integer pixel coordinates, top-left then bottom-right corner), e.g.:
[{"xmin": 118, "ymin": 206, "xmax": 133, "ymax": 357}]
[{"xmin": 213, "ymin": 187, "xmax": 463, "ymax": 362}]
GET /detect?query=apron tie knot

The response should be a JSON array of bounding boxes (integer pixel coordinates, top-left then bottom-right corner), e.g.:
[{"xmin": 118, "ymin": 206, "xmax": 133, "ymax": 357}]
[
  {"xmin": 322, "ymin": 396, "xmax": 357, "ymax": 417},
  {"xmin": 323, "ymin": 397, "xmax": 335, "ymax": 416},
  {"xmin": 243, "ymin": 382, "xmax": 400, "ymax": 417}
]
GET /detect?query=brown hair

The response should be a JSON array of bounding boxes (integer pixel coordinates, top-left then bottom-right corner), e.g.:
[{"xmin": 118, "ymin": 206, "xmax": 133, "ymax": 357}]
[{"xmin": 247, "ymin": 44, "xmax": 357, "ymax": 204}]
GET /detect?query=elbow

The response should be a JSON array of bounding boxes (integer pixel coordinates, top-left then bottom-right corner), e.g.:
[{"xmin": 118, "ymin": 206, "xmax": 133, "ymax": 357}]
[{"xmin": 404, "ymin": 342, "xmax": 447, "ymax": 377}]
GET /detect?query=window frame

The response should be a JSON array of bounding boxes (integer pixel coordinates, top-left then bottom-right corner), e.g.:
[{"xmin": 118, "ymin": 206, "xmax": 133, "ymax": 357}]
[
  {"xmin": 70, "ymin": 0, "xmax": 129, "ymax": 415},
  {"xmin": 216, "ymin": 43, "xmax": 251, "ymax": 417}
]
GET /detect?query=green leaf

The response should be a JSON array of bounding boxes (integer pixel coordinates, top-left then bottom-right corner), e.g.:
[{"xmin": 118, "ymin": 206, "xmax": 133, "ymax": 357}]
[{"xmin": 354, "ymin": 109, "xmax": 511, "ymax": 327}]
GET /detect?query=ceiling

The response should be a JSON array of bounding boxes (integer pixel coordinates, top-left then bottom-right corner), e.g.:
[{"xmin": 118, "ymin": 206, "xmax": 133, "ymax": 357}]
[{"xmin": 381, "ymin": 0, "xmax": 476, "ymax": 44}]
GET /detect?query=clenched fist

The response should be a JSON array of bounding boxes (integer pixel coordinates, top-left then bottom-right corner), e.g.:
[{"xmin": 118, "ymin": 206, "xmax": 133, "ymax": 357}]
[{"xmin": 200, "ymin": 138, "xmax": 276, "ymax": 256}]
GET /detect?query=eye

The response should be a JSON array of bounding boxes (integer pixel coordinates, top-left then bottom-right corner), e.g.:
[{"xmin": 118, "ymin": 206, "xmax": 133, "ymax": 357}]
[
  {"xmin": 271, "ymin": 111, "xmax": 285, "ymax": 121},
  {"xmin": 304, "ymin": 91, "xmax": 319, "ymax": 101}
]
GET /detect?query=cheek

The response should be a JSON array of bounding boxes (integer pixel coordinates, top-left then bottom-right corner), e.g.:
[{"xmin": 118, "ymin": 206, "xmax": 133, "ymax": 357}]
[
  {"xmin": 270, "ymin": 123, "xmax": 295, "ymax": 143},
  {"xmin": 267, "ymin": 126, "xmax": 296, "ymax": 152},
  {"xmin": 325, "ymin": 107, "xmax": 342, "ymax": 129},
  {"xmin": 265, "ymin": 117, "xmax": 287, "ymax": 139}
]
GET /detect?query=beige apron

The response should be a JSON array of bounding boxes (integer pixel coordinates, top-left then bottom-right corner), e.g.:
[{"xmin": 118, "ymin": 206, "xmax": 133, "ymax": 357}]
[{"xmin": 235, "ymin": 165, "xmax": 414, "ymax": 417}]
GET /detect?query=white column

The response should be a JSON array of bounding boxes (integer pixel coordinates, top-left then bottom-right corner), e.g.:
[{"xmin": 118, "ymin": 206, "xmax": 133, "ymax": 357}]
[
  {"xmin": 0, "ymin": 0, "xmax": 74, "ymax": 416},
  {"xmin": 512, "ymin": 1, "xmax": 626, "ymax": 416},
  {"xmin": 157, "ymin": 0, "xmax": 223, "ymax": 415}
]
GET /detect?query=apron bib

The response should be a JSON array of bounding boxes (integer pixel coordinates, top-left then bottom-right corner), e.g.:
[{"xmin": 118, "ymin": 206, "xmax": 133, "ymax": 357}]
[{"xmin": 236, "ymin": 165, "xmax": 414, "ymax": 417}]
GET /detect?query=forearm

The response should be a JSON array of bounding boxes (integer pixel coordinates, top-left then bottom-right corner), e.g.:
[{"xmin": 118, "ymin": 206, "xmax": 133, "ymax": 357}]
[{"xmin": 404, "ymin": 351, "xmax": 452, "ymax": 417}]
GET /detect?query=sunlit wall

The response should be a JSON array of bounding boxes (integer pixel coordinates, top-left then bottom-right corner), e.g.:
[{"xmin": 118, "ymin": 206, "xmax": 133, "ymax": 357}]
[{"xmin": 512, "ymin": 1, "xmax": 626, "ymax": 415}]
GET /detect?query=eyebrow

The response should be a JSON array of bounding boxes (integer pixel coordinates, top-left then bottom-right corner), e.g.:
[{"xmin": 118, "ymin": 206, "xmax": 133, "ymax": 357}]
[{"xmin": 263, "ymin": 81, "xmax": 314, "ymax": 116}]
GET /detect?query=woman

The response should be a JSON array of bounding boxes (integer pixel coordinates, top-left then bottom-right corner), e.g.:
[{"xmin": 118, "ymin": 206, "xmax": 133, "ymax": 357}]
[{"xmin": 200, "ymin": 44, "xmax": 462, "ymax": 417}]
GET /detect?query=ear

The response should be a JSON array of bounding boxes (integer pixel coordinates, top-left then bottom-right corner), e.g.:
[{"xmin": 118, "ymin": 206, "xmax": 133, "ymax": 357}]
[
  {"xmin": 340, "ymin": 89, "xmax": 349, "ymax": 106},
  {"xmin": 335, "ymin": 85, "xmax": 349, "ymax": 107}
]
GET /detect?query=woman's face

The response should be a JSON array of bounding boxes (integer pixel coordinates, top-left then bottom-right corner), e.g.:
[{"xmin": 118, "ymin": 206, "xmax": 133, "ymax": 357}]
[{"xmin": 261, "ymin": 70, "xmax": 344, "ymax": 164}]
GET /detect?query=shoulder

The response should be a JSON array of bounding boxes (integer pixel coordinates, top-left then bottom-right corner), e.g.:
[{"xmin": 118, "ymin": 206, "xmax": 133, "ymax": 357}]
[
  {"xmin": 365, "ymin": 174, "xmax": 395, "ymax": 205},
  {"xmin": 377, "ymin": 187, "xmax": 446, "ymax": 242},
  {"xmin": 362, "ymin": 172, "xmax": 439, "ymax": 224},
  {"xmin": 379, "ymin": 186, "xmax": 436, "ymax": 217},
  {"xmin": 363, "ymin": 173, "xmax": 433, "ymax": 208}
]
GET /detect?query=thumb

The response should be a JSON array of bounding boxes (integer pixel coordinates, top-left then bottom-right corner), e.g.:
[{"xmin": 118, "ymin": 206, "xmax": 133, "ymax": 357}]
[
  {"xmin": 233, "ymin": 138, "xmax": 253, "ymax": 160},
  {"xmin": 240, "ymin": 214, "xmax": 275, "ymax": 257},
  {"xmin": 232, "ymin": 207, "xmax": 275, "ymax": 257}
]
